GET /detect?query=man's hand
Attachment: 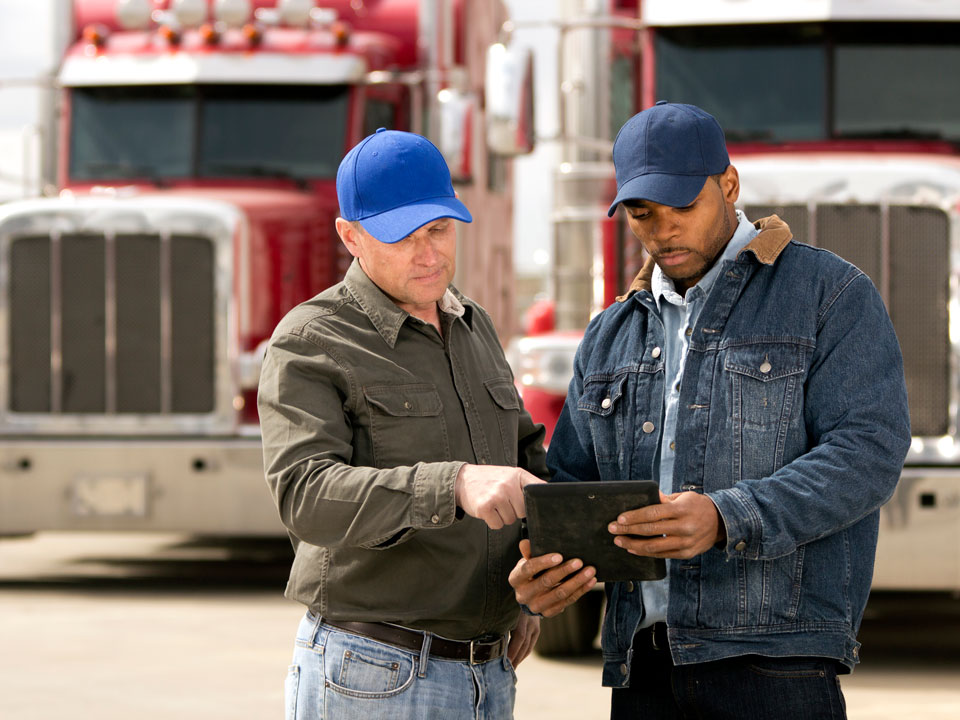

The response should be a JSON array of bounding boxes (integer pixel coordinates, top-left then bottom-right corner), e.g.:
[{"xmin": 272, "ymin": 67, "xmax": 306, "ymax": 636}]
[
  {"xmin": 455, "ymin": 465, "xmax": 545, "ymax": 529},
  {"xmin": 608, "ymin": 490, "xmax": 726, "ymax": 559},
  {"xmin": 507, "ymin": 613, "xmax": 540, "ymax": 667},
  {"xmin": 508, "ymin": 539, "xmax": 597, "ymax": 617}
]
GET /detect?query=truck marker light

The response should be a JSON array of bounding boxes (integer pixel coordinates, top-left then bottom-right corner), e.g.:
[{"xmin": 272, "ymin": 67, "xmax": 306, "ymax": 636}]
[
  {"xmin": 242, "ymin": 23, "xmax": 263, "ymax": 45},
  {"xmin": 331, "ymin": 20, "xmax": 351, "ymax": 48},
  {"xmin": 158, "ymin": 24, "xmax": 182, "ymax": 46},
  {"xmin": 199, "ymin": 23, "xmax": 221, "ymax": 45},
  {"xmin": 82, "ymin": 24, "xmax": 108, "ymax": 49}
]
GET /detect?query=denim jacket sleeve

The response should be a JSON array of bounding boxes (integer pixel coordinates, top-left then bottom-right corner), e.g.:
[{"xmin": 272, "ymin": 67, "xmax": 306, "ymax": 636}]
[
  {"xmin": 711, "ymin": 270, "xmax": 911, "ymax": 560},
  {"xmin": 546, "ymin": 321, "xmax": 606, "ymax": 485}
]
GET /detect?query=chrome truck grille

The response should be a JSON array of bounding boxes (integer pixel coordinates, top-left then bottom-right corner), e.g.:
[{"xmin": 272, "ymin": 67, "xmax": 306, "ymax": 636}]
[
  {"xmin": 743, "ymin": 203, "xmax": 950, "ymax": 437},
  {"xmin": 8, "ymin": 232, "xmax": 215, "ymax": 415}
]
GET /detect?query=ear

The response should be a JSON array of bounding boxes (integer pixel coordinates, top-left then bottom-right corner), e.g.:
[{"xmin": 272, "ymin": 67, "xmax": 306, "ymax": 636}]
[
  {"xmin": 720, "ymin": 165, "xmax": 740, "ymax": 205},
  {"xmin": 335, "ymin": 218, "xmax": 362, "ymax": 259}
]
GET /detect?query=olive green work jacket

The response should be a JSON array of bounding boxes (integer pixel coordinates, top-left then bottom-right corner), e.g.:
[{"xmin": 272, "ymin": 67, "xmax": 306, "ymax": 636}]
[{"xmin": 258, "ymin": 260, "xmax": 548, "ymax": 639}]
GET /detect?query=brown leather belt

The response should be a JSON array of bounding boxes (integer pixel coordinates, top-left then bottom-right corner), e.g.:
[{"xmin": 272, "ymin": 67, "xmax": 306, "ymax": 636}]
[{"xmin": 322, "ymin": 619, "xmax": 507, "ymax": 664}]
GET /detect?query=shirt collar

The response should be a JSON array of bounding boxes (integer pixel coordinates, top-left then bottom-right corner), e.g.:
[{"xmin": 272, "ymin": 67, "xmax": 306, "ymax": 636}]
[
  {"xmin": 652, "ymin": 209, "xmax": 758, "ymax": 309},
  {"xmin": 343, "ymin": 259, "xmax": 468, "ymax": 347}
]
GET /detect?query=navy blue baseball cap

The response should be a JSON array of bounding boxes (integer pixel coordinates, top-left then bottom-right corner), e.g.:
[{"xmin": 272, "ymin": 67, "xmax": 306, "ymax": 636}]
[
  {"xmin": 607, "ymin": 102, "xmax": 730, "ymax": 216},
  {"xmin": 336, "ymin": 128, "xmax": 472, "ymax": 244}
]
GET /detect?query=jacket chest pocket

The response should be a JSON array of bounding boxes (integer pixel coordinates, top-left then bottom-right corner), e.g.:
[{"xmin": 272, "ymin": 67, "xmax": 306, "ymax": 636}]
[
  {"xmin": 577, "ymin": 372, "xmax": 638, "ymax": 478},
  {"xmin": 485, "ymin": 377, "xmax": 521, "ymax": 466},
  {"xmin": 363, "ymin": 384, "xmax": 450, "ymax": 467},
  {"xmin": 724, "ymin": 344, "xmax": 806, "ymax": 479}
]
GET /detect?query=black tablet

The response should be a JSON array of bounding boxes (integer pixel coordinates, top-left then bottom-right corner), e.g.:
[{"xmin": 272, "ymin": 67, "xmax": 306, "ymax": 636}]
[{"xmin": 523, "ymin": 480, "xmax": 666, "ymax": 582}]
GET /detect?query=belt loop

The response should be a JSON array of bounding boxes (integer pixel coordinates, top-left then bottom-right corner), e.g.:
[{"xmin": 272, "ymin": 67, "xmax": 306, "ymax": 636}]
[
  {"xmin": 307, "ymin": 612, "xmax": 324, "ymax": 649},
  {"xmin": 418, "ymin": 632, "xmax": 432, "ymax": 678}
]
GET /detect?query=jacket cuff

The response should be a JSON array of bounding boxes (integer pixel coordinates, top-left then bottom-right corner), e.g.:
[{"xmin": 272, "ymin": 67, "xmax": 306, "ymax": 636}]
[
  {"xmin": 412, "ymin": 461, "xmax": 464, "ymax": 530},
  {"xmin": 710, "ymin": 487, "xmax": 761, "ymax": 560}
]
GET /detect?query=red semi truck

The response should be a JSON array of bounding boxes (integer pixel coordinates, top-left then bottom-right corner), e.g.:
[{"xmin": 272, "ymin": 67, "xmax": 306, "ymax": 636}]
[
  {"xmin": 510, "ymin": 0, "xmax": 960, "ymax": 654},
  {"xmin": 0, "ymin": 0, "xmax": 531, "ymax": 535}
]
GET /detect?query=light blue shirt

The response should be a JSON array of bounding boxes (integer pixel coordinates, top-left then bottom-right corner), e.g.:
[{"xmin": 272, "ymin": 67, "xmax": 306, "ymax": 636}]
[{"xmin": 637, "ymin": 210, "xmax": 758, "ymax": 629}]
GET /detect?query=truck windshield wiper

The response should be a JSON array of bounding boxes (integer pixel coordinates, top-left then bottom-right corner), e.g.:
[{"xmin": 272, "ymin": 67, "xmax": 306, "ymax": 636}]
[
  {"xmin": 204, "ymin": 163, "xmax": 309, "ymax": 189},
  {"xmin": 834, "ymin": 128, "xmax": 948, "ymax": 141},
  {"xmin": 82, "ymin": 162, "xmax": 167, "ymax": 186},
  {"xmin": 722, "ymin": 129, "xmax": 776, "ymax": 143}
]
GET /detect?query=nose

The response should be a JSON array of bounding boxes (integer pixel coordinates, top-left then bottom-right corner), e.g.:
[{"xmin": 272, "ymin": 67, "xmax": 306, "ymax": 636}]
[
  {"xmin": 646, "ymin": 209, "xmax": 681, "ymax": 246},
  {"xmin": 410, "ymin": 232, "xmax": 440, "ymax": 265}
]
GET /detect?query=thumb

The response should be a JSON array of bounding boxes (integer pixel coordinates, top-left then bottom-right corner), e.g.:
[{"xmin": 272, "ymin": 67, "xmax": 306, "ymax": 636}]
[
  {"xmin": 519, "ymin": 538, "xmax": 532, "ymax": 560},
  {"xmin": 519, "ymin": 471, "xmax": 547, "ymax": 488}
]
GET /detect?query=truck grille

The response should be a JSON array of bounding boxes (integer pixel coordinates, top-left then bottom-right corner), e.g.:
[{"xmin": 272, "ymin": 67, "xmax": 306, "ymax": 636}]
[
  {"xmin": 8, "ymin": 233, "xmax": 215, "ymax": 414},
  {"xmin": 743, "ymin": 204, "xmax": 950, "ymax": 437}
]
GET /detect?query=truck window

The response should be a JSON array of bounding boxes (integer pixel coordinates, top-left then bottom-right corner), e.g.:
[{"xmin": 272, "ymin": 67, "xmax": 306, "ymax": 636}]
[
  {"xmin": 70, "ymin": 85, "xmax": 194, "ymax": 180},
  {"xmin": 69, "ymin": 84, "xmax": 350, "ymax": 182},
  {"xmin": 654, "ymin": 24, "xmax": 825, "ymax": 142},
  {"xmin": 653, "ymin": 22, "xmax": 960, "ymax": 145}
]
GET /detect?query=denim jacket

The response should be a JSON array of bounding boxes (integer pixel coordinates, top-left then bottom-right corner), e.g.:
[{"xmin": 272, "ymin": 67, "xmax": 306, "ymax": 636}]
[{"xmin": 547, "ymin": 216, "xmax": 911, "ymax": 687}]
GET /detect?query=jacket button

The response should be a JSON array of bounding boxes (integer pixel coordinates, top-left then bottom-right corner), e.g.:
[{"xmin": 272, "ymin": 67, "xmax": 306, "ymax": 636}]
[
  {"xmin": 404, "ymin": 401, "xmax": 412, "ymax": 409},
  {"xmin": 642, "ymin": 421, "xmax": 655, "ymax": 433},
  {"xmin": 651, "ymin": 346, "xmax": 661, "ymax": 358},
  {"xmin": 601, "ymin": 397, "xmax": 612, "ymax": 409},
  {"xmin": 620, "ymin": 663, "xmax": 628, "ymax": 675},
  {"xmin": 431, "ymin": 514, "xmax": 440, "ymax": 524},
  {"xmin": 626, "ymin": 581, "xmax": 635, "ymax": 592},
  {"xmin": 735, "ymin": 540, "xmax": 747, "ymax": 552},
  {"xmin": 760, "ymin": 361, "xmax": 772, "ymax": 374}
]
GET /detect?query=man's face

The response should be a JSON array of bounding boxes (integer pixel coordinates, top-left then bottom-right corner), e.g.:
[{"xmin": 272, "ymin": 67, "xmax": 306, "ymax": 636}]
[
  {"xmin": 623, "ymin": 165, "xmax": 740, "ymax": 295},
  {"xmin": 337, "ymin": 217, "xmax": 458, "ymax": 315}
]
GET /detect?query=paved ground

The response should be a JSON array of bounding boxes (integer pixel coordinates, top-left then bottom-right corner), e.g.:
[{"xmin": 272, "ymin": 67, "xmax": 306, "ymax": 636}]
[{"xmin": 1, "ymin": 532, "xmax": 958, "ymax": 719}]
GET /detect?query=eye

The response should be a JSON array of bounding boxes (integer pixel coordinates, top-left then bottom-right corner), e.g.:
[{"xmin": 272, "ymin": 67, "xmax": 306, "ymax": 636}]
[{"xmin": 628, "ymin": 211, "xmax": 650, "ymax": 221}]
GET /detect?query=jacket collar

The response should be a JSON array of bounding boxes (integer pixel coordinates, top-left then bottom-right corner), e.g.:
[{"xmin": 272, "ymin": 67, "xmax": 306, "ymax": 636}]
[
  {"xmin": 343, "ymin": 259, "xmax": 471, "ymax": 347},
  {"xmin": 617, "ymin": 214, "xmax": 794, "ymax": 302}
]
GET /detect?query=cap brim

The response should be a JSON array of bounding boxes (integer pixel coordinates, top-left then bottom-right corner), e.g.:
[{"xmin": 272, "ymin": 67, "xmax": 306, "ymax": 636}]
[
  {"xmin": 607, "ymin": 173, "xmax": 708, "ymax": 216},
  {"xmin": 360, "ymin": 196, "xmax": 473, "ymax": 244}
]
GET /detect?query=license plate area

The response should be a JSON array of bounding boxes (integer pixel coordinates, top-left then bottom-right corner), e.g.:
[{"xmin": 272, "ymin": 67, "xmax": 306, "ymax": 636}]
[{"xmin": 71, "ymin": 474, "xmax": 150, "ymax": 517}]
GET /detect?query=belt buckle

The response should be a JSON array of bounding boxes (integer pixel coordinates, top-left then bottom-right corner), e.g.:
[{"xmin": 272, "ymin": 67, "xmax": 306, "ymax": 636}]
[{"xmin": 469, "ymin": 637, "xmax": 501, "ymax": 664}]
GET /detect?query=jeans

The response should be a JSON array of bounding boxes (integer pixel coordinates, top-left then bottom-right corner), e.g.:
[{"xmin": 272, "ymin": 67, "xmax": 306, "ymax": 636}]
[
  {"xmin": 286, "ymin": 612, "xmax": 517, "ymax": 720},
  {"xmin": 610, "ymin": 627, "xmax": 847, "ymax": 720}
]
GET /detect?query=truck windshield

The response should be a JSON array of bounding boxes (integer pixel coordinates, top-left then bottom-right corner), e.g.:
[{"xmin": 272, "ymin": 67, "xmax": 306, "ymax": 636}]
[
  {"xmin": 69, "ymin": 84, "xmax": 349, "ymax": 181},
  {"xmin": 654, "ymin": 22, "xmax": 960, "ymax": 144}
]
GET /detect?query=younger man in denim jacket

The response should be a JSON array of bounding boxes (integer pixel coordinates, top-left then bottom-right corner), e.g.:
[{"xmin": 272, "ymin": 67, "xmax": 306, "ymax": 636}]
[{"xmin": 509, "ymin": 102, "xmax": 910, "ymax": 720}]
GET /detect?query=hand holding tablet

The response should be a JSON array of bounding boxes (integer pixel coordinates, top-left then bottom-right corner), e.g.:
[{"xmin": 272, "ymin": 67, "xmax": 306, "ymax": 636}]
[{"xmin": 522, "ymin": 480, "xmax": 667, "ymax": 582}]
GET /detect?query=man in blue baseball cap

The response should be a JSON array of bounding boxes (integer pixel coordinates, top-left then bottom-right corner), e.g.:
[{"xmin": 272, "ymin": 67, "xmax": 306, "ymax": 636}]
[
  {"xmin": 258, "ymin": 128, "xmax": 548, "ymax": 719},
  {"xmin": 510, "ymin": 103, "xmax": 910, "ymax": 719}
]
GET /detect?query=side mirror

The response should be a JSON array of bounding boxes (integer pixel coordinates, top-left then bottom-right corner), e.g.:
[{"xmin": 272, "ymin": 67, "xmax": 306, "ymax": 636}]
[
  {"xmin": 485, "ymin": 43, "xmax": 534, "ymax": 156},
  {"xmin": 437, "ymin": 89, "xmax": 477, "ymax": 182}
]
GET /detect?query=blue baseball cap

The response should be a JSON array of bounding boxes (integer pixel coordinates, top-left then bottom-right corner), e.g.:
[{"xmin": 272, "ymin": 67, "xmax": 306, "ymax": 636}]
[
  {"xmin": 336, "ymin": 128, "xmax": 472, "ymax": 244},
  {"xmin": 607, "ymin": 102, "xmax": 730, "ymax": 216}
]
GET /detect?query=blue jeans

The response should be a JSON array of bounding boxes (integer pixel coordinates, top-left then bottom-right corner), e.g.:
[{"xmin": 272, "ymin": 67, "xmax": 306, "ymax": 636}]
[
  {"xmin": 611, "ymin": 628, "xmax": 847, "ymax": 720},
  {"xmin": 286, "ymin": 612, "xmax": 517, "ymax": 720}
]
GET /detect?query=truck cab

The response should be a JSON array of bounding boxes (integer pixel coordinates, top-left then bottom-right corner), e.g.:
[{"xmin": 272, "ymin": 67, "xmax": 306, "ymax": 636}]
[{"xmin": 0, "ymin": 0, "xmax": 525, "ymax": 536}]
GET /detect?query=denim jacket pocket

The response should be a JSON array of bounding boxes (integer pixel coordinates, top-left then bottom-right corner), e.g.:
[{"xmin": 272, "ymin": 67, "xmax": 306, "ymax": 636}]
[
  {"xmin": 363, "ymin": 384, "xmax": 451, "ymax": 466},
  {"xmin": 578, "ymin": 373, "xmax": 629, "ymax": 467},
  {"xmin": 485, "ymin": 377, "xmax": 521, "ymax": 466},
  {"xmin": 723, "ymin": 343, "xmax": 807, "ymax": 481}
]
